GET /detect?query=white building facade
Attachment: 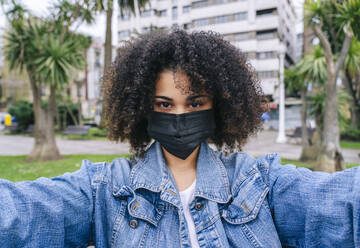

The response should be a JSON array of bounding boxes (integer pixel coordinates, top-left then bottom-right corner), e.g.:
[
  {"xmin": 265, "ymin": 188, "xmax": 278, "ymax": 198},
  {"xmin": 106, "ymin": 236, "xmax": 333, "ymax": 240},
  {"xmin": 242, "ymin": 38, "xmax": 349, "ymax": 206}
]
[
  {"xmin": 70, "ymin": 39, "xmax": 117, "ymax": 122},
  {"xmin": 117, "ymin": 0, "xmax": 297, "ymax": 102}
]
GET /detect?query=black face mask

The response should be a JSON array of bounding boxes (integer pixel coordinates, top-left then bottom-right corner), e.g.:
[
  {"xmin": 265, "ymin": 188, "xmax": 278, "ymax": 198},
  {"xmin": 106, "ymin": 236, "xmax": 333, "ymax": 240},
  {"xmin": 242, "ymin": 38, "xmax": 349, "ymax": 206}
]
[{"xmin": 147, "ymin": 109, "xmax": 215, "ymax": 160}]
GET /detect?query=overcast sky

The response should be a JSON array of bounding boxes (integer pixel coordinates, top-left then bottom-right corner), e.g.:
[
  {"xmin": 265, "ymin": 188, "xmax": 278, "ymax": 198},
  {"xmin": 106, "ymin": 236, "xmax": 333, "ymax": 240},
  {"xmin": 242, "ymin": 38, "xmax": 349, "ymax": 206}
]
[{"xmin": 0, "ymin": 0, "xmax": 304, "ymax": 46}]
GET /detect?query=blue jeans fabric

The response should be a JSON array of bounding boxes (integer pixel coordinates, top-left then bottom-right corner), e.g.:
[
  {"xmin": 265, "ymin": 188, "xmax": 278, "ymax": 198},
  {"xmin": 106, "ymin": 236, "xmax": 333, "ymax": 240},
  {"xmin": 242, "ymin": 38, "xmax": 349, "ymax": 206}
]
[{"xmin": 0, "ymin": 141, "xmax": 359, "ymax": 247}]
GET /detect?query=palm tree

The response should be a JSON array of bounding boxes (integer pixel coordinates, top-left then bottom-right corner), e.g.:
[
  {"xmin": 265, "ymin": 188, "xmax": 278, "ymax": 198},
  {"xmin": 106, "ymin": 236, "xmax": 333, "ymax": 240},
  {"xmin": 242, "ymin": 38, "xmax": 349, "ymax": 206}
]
[
  {"xmin": 95, "ymin": 0, "xmax": 150, "ymax": 127},
  {"xmin": 305, "ymin": 0, "xmax": 357, "ymax": 172},
  {"xmin": 2, "ymin": 0, "xmax": 93, "ymax": 161}
]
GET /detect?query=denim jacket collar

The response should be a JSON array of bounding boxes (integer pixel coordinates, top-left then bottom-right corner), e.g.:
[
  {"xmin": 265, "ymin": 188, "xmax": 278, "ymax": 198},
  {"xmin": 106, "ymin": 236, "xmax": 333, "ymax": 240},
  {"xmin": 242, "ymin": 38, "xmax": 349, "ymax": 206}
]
[{"xmin": 129, "ymin": 141, "xmax": 232, "ymax": 207}]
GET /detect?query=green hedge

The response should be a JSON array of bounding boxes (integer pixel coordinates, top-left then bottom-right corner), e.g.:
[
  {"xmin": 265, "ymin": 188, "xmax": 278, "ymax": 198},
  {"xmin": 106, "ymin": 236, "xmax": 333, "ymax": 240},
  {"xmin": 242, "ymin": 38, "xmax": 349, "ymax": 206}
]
[
  {"xmin": 7, "ymin": 100, "xmax": 81, "ymax": 132},
  {"xmin": 7, "ymin": 100, "xmax": 34, "ymax": 132},
  {"xmin": 341, "ymin": 127, "xmax": 360, "ymax": 142}
]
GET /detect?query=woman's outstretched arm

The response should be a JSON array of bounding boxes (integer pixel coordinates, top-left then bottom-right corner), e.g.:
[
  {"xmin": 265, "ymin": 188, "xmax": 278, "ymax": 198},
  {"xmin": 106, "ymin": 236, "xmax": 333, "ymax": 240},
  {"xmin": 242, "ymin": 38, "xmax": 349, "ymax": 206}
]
[
  {"xmin": 263, "ymin": 154, "xmax": 360, "ymax": 247},
  {"xmin": 0, "ymin": 159, "xmax": 102, "ymax": 248}
]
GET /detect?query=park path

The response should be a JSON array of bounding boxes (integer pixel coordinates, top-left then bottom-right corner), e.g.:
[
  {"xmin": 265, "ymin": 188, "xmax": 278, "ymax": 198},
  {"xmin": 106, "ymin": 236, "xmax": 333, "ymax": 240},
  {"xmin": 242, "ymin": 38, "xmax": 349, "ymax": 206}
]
[{"xmin": 0, "ymin": 131, "xmax": 359, "ymax": 164}]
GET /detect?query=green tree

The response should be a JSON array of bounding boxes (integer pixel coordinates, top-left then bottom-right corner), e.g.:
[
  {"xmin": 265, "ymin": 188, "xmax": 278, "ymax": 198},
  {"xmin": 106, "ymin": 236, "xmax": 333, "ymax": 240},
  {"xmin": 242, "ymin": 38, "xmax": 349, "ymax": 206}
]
[
  {"xmin": 305, "ymin": 0, "xmax": 358, "ymax": 172},
  {"xmin": 2, "ymin": 0, "xmax": 93, "ymax": 161},
  {"xmin": 285, "ymin": 45, "xmax": 327, "ymax": 161},
  {"xmin": 343, "ymin": 39, "xmax": 360, "ymax": 128}
]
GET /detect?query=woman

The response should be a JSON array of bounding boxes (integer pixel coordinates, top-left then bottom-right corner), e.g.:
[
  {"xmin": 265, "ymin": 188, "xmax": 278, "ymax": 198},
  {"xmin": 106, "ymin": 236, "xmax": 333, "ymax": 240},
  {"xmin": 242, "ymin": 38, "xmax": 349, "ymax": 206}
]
[{"xmin": 0, "ymin": 28, "xmax": 359, "ymax": 247}]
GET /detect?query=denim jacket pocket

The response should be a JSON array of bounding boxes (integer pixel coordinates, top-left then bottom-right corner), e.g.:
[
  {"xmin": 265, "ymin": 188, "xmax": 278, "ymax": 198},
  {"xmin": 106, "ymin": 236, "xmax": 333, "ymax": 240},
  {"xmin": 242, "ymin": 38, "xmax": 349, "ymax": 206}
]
[
  {"xmin": 113, "ymin": 185, "xmax": 164, "ymax": 227},
  {"xmin": 220, "ymin": 171, "xmax": 269, "ymax": 224},
  {"xmin": 111, "ymin": 186, "xmax": 165, "ymax": 247}
]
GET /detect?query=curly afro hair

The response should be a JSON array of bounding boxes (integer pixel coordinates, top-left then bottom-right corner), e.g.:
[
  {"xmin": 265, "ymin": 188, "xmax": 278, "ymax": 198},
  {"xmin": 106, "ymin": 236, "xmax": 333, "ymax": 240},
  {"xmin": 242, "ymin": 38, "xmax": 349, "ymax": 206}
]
[{"xmin": 103, "ymin": 27, "xmax": 265, "ymax": 157}]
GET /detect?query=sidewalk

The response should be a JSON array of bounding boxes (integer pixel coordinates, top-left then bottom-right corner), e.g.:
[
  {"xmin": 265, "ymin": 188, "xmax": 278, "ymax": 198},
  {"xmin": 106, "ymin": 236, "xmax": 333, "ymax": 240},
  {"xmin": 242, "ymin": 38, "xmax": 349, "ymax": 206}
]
[{"xmin": 0, "ymin": 131, "xmax": 359, "ymax": 164}]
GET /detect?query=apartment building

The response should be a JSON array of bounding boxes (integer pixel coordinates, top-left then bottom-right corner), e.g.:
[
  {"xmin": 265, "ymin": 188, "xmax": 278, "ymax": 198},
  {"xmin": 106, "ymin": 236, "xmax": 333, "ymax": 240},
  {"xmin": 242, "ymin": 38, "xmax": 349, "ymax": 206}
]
[
  {"xmin": 117, "ymin": 0, "xmax": 297, "ymax": 101},
  {"xmin": 68, "ymin": 39, "xmax": 117, "ymax": 122}
]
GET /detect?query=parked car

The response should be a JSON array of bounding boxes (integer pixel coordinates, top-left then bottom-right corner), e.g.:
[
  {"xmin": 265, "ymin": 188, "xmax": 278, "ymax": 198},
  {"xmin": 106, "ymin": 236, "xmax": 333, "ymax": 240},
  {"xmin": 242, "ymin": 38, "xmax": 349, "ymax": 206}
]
[
  {"xmin": 0, "ymin": 112, "xmax": 10, "ymax": 131},
  {"xmin": 0, "ymin": 112, "xmax": 9, "ymax": 125}
]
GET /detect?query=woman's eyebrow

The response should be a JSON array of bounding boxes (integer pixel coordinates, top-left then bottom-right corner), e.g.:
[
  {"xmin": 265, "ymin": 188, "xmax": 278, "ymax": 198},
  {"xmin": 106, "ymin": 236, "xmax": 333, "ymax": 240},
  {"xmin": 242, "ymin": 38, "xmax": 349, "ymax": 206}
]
[
  {"xmin": 155, "ymin": 96, "xmax": 173, "ymax": 101},
  {"xmin": 186, "ymin": 95, "xmax": 209, "ymax": 101}
]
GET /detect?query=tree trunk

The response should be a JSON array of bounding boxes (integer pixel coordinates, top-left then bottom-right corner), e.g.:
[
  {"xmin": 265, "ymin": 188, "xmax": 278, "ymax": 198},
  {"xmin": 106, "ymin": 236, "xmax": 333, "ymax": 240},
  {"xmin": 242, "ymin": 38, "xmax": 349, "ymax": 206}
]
[
  {"xmin": 300, "ymin": 21, "xmax": 317, "ymax": 162},
  {"xmin": 63, "ymin": 96, "xmax": 79, "ymax": 126},
  {"xmin": 104, "ymin": 4, "xmax": 113, "ymax": 75},
  {"xmin": 315, "ymin": 65, "xmax": 345, "ymax": 172},
  {"xmin": 299, "ymin": 86, "xmax": 318, "ymax": 161},
  {"xmin": 311, "ymin": 23, "xmax": 351, "ymax": 172},
  {"xmin": 27, "ymin": 74, "xmax": 61, "ymax": 161},
  {"xmin": 99, "ymin": 3, "xmax": 113, "ymax": 128},
  {"xmin": 55, "ymin": 103, "xmax": 60, "ymax": 131}
]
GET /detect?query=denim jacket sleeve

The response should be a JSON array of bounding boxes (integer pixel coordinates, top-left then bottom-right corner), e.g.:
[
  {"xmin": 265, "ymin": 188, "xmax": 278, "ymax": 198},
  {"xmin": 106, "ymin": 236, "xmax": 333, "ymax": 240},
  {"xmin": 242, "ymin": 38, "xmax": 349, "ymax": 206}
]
[
  {"xmin": 0, "ymin": 159, "xmax": 103, "ymax": 248},
  {"xmin": 262, "ymin": 153, "xmax": 360, "ymax": 247}
]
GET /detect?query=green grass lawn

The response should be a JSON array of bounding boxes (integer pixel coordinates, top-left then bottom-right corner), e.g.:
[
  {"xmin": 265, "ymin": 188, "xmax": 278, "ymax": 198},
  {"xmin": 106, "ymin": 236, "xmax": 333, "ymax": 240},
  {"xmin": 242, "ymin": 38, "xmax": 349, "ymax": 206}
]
[
  {"xmin": 0, "ymin": 154, "xmax": 129, "ymax": 182},
  {"xmin": 0, "ymin": 155, "xmax": 358, "ymax": 182},
  {"xmin": 5, "ymin": 127, "xmax": 108, "ymax": 140},
  {"xmin": 340, "ymin": 141, "xmax": 360, "ymax": 150}
]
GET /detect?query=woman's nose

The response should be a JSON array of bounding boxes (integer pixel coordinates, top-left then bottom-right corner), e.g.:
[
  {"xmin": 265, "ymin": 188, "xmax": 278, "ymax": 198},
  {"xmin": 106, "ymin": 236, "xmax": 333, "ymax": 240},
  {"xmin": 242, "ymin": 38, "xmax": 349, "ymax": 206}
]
[{"xmin": 174, "ymin": 106, "xmax": 187, "ymax": 115}]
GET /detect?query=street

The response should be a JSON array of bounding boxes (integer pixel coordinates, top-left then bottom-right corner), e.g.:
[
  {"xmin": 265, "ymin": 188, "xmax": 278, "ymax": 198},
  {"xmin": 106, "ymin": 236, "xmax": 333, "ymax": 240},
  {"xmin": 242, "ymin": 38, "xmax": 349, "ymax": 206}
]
[{"xmin": 0, "ymin": 130, "xmax": 359, "ymax": 164}]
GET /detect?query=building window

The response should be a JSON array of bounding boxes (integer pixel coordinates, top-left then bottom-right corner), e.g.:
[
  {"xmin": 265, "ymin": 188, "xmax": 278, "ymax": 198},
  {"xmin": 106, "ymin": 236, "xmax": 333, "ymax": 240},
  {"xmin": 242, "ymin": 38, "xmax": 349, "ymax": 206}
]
[
  {"xmin": 94, "ymin": 49, "xmax": 101, "ymax": 68},
  {"xmin": 172, "ymin": 0, "xmax": 177, "ymax": 4},
  {"xmin": 193, "ymin": 0, "xmax": 208, "ymax": 8},
  {"xmin": 140, "ymin": 9, "xmax": 152, "ymax": 17},
  {"xmin": 183, "ymin": 23, "xmax": 191, "ymax": 29},
  {"xmin": 256, "ymin": 29, "xmax": 277, "ymax": 40},
  {"xmin": 183, "ymin": 5, "xmax": 191, "ymax": 13},
  {"xmin": 234, "ymin": 32, "xmax": 249, "ymax": 41},
  {"xmin": 118, "ymin": 30, "xmax": 130, "ymax": 39},
  {"xmin": 193, "ymin": 18, "xmax": 210, "ymax": 27},
  {"xmin": 156, "ymin": 9, "xmax": 167, "ymax": 17},
  {"xmin": 172, "ymin": 7, "xmax": 178, "ymax": 20},
  {"xmin": 214, "ymin": 15, "xmax": 230, "ymax": 24},
  {"xmin": 213, "ymin": 0, "xmax": 230, "ymax": 4},
  {"xmin": 256, "ymin": 8, "xmax": 277, "ymax": 17},
  {"xmin": 224, "ymin": 35, "xmax": 232, "ymax": 41},
  {"xmin": 234, "ymin": 12, "xmax": 248, "ymax": 21},
  {"xmin": 257, "ymin": 70, "xmax": 278, "ymax": 79},
  {"xmin": 192, "ymin": 0, "xmax": 241, "ymax": 8},
  {"xmin": 118, "ymin": 13, "xmax": 130, "ymax": 21},
  {"xmin": 256, "ymin": 51, "xmax": 277, "ymax": 59}
]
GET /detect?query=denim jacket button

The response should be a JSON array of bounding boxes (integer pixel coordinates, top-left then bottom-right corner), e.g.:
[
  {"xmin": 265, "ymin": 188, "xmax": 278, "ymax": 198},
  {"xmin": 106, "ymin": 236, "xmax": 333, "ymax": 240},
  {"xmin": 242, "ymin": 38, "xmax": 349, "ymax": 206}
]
[
  {"xmin": 195, "ymin": 202, "xmax": 203, "ymax": 211},
  {"xmin": 129, "ymin": 219, "xmax": 138, "ymax": 229}
]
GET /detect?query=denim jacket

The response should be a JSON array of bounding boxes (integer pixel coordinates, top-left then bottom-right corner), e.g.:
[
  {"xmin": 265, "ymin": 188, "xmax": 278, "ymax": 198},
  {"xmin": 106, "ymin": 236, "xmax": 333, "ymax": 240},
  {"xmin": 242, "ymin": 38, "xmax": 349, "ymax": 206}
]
[{"xmin": 0, "ymin": 141, "xmax": 359, "ymax": 247}]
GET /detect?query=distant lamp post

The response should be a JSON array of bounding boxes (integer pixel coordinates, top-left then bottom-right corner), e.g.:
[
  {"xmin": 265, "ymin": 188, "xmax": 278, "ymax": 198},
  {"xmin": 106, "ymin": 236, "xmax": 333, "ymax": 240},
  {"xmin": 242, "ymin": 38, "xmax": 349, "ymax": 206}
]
[
  {"xmin": 134, "ymin": 0, "xmax": 141, "ymax": 33},
  {"xmin": 276, "ymin": 43, "xmax": 287, "ymax": 143}
]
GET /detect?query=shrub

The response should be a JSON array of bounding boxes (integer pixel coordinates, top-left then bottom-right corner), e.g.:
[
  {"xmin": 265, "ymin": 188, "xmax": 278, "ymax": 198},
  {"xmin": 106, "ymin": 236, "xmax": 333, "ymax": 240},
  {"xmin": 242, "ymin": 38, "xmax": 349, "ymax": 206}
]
[
  {"xmin": 341, "ymin": 127, "xmax": 360, "ymax": 142},
  {"xmin": 89, "ymin": 127, "xmax": 107, "ymax": 137},
  {"xmin": 7, "ymin": 100, "xmax": 34, "ymax": 132}
]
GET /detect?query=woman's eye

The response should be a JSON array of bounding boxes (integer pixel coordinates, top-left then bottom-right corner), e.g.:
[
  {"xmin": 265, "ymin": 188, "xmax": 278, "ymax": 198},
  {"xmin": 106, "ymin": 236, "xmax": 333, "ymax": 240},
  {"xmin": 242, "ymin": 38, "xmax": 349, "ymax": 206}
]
[
  {"xmin": 189, "ymin": 102, "xmax": 202, "ymax": 108},
  {"xmin": 157, "ymin": 102, "xmax": 171, "ymax": 108}
]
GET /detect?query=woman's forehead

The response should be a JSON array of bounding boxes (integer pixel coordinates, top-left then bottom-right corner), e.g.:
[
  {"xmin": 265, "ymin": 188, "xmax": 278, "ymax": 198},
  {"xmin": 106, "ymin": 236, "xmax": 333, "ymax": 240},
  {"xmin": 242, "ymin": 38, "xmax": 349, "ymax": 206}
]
[
  {"xmin": 155, "ymin": 70, "xmax": 190, "ymax": 91},
  {"xmin": 155, "ymin": 69, "xmax": 209, "ymax": 97}
]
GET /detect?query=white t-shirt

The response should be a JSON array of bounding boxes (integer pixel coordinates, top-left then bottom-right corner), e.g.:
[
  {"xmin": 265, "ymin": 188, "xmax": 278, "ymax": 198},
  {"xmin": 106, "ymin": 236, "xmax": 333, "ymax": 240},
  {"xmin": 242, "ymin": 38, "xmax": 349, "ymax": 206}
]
[{"xmin": 179, "ymin": 180, "xmax": 200, "ymax": 248}]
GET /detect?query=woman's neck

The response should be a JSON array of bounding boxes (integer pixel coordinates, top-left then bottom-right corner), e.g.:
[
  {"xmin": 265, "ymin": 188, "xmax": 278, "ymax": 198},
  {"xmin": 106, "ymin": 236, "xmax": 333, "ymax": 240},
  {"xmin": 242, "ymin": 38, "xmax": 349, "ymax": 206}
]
[{"xmin": 161, "ymin": 146, "xmax": 199, "ymax": 191}]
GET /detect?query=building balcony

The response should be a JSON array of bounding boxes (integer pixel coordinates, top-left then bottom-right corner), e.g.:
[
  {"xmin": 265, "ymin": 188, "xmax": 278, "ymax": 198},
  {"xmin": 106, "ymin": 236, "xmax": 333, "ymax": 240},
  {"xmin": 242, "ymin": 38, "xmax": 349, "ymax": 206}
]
[
  {"xmin": 254, "ymin": 15, "xmax": 279, "ymax": 30},
  {"xmin": 251, "ymin": 58, "xmax": 280, "ymax": 71},
  {"xmin": 190, "ymin": 2, "xmax": 249, "ymax": 20},
  {"xmin": 255, "ymin": 0, "xmax": 277, "ymax": 10}
]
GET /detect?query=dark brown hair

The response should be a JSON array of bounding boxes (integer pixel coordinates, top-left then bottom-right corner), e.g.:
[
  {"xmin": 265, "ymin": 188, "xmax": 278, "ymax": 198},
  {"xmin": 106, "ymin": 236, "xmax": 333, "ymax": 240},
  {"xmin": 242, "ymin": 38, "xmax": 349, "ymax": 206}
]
[{"xmin": 103, "ymin": 27, "xmax": 264, "ymax": 156}]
